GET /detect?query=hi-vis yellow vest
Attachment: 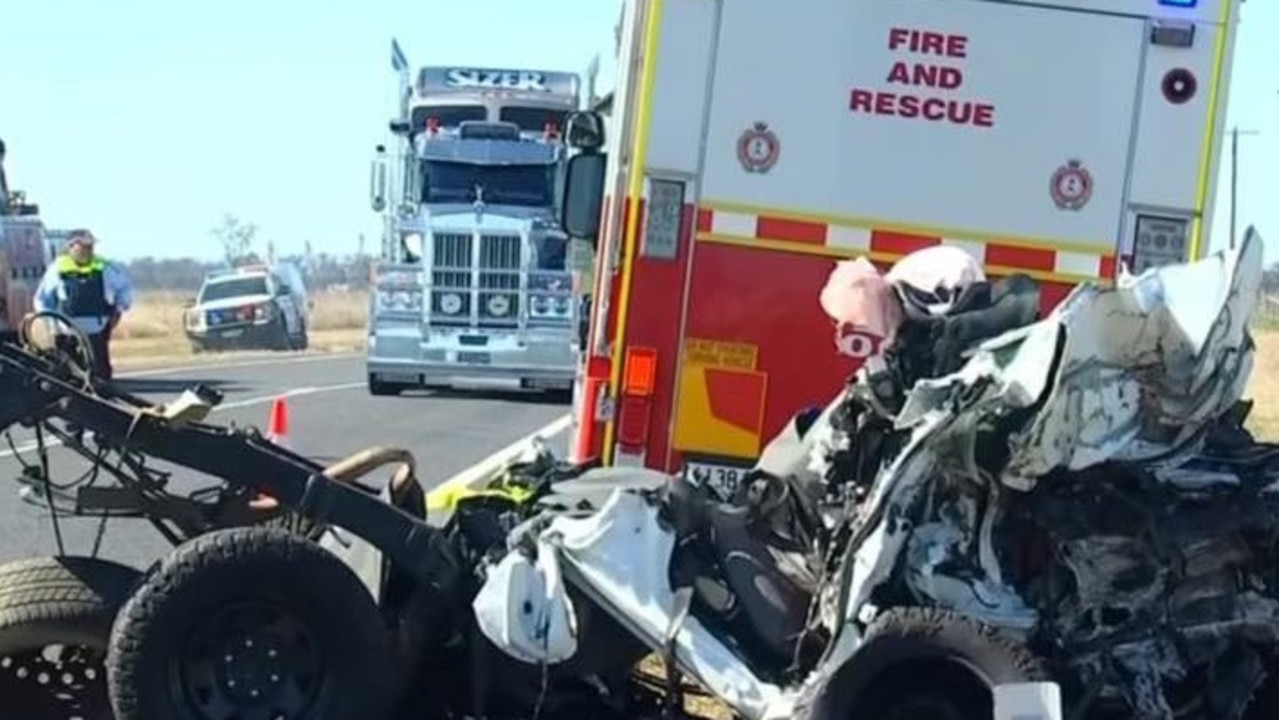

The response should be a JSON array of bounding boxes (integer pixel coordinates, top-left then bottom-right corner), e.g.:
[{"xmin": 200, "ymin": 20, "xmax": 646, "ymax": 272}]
[{"xmin": 54, "ymin": 255, "xmax": 111, "ymax": 318}]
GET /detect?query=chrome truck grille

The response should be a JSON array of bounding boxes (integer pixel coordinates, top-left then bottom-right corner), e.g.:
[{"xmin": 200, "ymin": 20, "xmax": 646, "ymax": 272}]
[{"xmin": 429, "ymin": 232, "xmax": 522, "ymax": 328}]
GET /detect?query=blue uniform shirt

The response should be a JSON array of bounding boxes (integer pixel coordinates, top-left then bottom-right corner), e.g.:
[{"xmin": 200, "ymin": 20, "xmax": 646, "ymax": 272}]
[{"xmin": 34, "ymin": 255, "xmax": 135, "ymax": 334}]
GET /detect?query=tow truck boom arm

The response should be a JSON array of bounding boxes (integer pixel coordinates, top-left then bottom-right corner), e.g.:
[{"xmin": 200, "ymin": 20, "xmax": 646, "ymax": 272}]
[{"xmin": 0, "ymin": 339, "xmax": 454, "ymax": 584}]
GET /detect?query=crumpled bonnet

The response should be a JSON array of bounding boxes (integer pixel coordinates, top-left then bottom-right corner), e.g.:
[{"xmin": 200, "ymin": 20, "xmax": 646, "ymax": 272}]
[{"xmin": 818, "ymin": 257, "xmax": 903, "ymax": 344}]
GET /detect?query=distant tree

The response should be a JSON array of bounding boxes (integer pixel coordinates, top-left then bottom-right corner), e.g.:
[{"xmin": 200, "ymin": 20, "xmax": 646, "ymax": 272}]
[{"xmin": 211, "ymin": 213, "xmax": 261, "ymax": 265}]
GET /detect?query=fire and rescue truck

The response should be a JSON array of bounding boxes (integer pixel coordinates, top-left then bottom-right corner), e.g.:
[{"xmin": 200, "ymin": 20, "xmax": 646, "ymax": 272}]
[
  {"xmin": 0, "ymin": 146, "xmax": 53, "ymax": 345},
  {"xmin": 364, "ymin": 40, "xmax": 582, "ymax": 397},
  {"xmin": 559, "ymin": 0, "xmax": 1245, "ymax": 495}
]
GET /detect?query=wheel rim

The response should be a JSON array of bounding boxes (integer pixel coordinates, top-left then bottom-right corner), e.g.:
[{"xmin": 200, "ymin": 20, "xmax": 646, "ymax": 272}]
[
  {"xmin": 0, "ymin": 643, "xmax": 112, "ymax": 719},
  {"xmin": 173, "ymin": 601, "xmax": 325, "ymax": 720}
]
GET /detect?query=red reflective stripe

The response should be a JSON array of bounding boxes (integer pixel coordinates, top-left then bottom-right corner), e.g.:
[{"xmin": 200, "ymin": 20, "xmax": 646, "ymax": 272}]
[
  {"xmin": 1101, "ymin": 255, "xmax": 1119, "ymax": 279},
  {"xmin": 870, "ymin": 230, "xmax": 940, "ymax": 255},
  {"xmin": 756, "ymin": 216, "xmax": 826, "ymax": 245},
  {"xmin": 696, "ymin": 207, "xmax": 714, "ymax": 233},
  {"xmin": 985, "ymin": 244, "xmax": 1057, "ymax": 273}
]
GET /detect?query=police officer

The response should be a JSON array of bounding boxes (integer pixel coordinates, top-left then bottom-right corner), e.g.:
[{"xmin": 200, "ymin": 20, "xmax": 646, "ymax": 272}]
[{"xmin": 34, "ymin": 229, "xmax": 134, "ymax": 379}]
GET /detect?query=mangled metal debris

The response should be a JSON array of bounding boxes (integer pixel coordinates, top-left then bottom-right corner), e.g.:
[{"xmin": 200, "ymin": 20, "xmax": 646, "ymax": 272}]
[{"xmin": 0, "ymin": 229, "xmax": 1273, "ymax": 720}]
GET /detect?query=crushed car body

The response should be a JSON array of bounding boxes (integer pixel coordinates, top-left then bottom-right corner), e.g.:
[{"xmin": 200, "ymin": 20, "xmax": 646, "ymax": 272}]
[
  {"xmin": 0, "ymin": 229, "xmax": 1272, "ymax": 720},
  {"xmin": 469, "ymin": 228, "xmax": 1276, "ymax": 720}
]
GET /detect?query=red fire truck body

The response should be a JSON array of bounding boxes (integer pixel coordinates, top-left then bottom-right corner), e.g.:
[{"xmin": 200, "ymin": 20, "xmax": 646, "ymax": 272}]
[{"xmin": 566, "ymin": 0, "xmax": 1243, "ymax": 487}]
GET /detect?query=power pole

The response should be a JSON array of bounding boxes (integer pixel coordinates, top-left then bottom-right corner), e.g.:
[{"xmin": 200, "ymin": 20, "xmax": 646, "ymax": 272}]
[{"xmin": 1229, "ymin": 126, "xmax": 1260, "ymax": 249}]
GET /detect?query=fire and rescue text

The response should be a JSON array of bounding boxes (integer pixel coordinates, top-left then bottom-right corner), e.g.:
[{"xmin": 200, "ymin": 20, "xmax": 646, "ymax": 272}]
[{"xmin": 849, "ymin": 26, "xmax": 996, "ymax": 128}]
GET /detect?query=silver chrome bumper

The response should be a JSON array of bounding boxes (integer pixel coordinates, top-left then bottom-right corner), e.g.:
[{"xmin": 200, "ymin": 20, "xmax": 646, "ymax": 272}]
[{"xmin": 366, "ymin": 322, "xmax": 576, "ymax": 392}]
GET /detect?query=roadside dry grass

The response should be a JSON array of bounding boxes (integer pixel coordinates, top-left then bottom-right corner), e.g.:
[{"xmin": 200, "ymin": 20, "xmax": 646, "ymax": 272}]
[
  {"xmin": 22, "ymin": 289, "xmax": 369, "ymax": 369},
  {"xmin": 1245, "ymin": 329, "xmax": 1279, "ymax": 441}
]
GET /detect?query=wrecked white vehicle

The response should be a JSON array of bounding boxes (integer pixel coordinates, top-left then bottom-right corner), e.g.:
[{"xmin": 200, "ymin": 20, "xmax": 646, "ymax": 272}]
[
  {"xmin": 465, "ymin": 228, "xmax": 1279, "ymax": 720},
  {"xmin": 0, "ymin": 230, "xmax": 1272, "ymax": 720}
]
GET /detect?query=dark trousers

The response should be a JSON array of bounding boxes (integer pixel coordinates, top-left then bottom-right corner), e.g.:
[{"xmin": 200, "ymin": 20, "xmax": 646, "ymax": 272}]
[{"xmin": 56, "ymin": 328, "xmax": 113, "ymax": 380}]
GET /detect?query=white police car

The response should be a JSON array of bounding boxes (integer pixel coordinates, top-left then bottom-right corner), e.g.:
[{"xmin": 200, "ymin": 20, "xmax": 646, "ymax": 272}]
[{"xmin": 183, "ymin": 263, "xmax": 309, "ymax": 352}]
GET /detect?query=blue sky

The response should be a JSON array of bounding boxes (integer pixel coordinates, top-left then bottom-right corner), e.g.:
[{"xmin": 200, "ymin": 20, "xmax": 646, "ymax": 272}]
[{"xmin": 1, "ymin": 0, "xmax": 1275, "ymax": 264}]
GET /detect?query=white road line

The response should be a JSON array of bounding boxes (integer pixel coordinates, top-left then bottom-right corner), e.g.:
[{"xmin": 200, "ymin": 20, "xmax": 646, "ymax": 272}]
[
  {"xmin": 425, "ymin": 413, "xmax": 574, "ymax": 505},
  {"xmin": 0, "ymin": 381, "xmax": 365, "ymax": 459},
  {"xmin": 116, "ymin": 352, "xmax": 361, "ymax": 379}
]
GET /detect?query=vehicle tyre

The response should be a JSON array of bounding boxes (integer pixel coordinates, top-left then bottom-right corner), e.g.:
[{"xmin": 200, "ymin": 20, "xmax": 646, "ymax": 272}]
[
  {"xmin": 368, "ymin": 373, "xmax": 404, "ymax": 397},
  {"xmin": 272, "ymin": 317, "xmax": 293, "ymax": 351},
  {"xmin": 296, "ymin": 321, "xmax": 310, "ymax": 351},
  {"xmin": 812, "ymin": 607, "xmax": 1051, "ymax": 720},
  {"xmin": 106, "ymin": 526, "xmax": 397, "ymax": 720},
  {"xmin": 0, "ymin": 556, "xmax": 143, "ymax": 720}
]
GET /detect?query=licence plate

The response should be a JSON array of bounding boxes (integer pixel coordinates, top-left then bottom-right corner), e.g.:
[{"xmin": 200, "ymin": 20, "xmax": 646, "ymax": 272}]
[
  {"xmin": 683, "ymin": 460, "xmax": 751, "ymax": 501},
  {"xmin": 457, "ymin": 351, "xmax": 490, "ymax": 365},
  {"xmin": 220, "ymin": 328, "xmax": 244, "ymax": 338}
]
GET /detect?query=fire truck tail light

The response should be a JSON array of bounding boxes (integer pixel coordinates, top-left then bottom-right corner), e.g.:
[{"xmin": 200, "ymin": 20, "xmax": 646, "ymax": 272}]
[
  {"xmin": 617, "ymin": 396, "xmax": 651, "ymax": 450},
  {"xmin": 623, "ymin": 347, "xmax": 658, "ymax": 397}
]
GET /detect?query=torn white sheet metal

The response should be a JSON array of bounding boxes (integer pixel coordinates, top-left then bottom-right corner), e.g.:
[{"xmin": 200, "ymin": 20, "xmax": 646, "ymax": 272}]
[
  {"xmin": 1002, "ymin": 230, "xmax": 1261, "ymax": 482},
  {"xmin": 899, "ymin": 229, "xmax": 1262, "ymax": 489},
  {"xmin": 905, "ymin": 518, "xmax": 1037, "ymax": 630},
  {"xmin": 472, "ymin": 533, "xmax": 579, "ymax": 665},
  {"xmin": 836, "ymin": 231, "xmax": 1265, "ymax": 631},
  {"xmin": 544, "ymin": 488, "xmax": 792, "ymax": 720}
]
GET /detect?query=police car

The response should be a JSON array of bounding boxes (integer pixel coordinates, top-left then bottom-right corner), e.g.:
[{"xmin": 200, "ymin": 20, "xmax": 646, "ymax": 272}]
[{"xmin": 183, "ymin": 263, "xmax": 309, "ymax": 352}]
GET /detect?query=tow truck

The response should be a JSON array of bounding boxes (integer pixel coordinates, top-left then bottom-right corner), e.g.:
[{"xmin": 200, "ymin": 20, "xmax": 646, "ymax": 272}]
[
  {"xmin": 0, "ymin": 141, "xmax": 53, "ymax": 346},
  {"xmin": 559, "ymin": 0, "xmax": 1246, "ymax": 495},
  {"xmin": 364, "ymin": 41, "xmax": 582, "ymax": 397}
]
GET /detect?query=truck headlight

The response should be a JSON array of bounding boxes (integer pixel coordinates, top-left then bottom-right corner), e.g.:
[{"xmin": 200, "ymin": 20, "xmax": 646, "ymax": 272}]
[
  {"xmin": 439, "ymin": 292, "xmax": 463, "ymax": 315},
  {"xmin": 529, "ymin": 294, "xmax": 572, "ymax": 321},
  {"xmin": 487, "ymin": 295, "xmax": 511, "ymax": 317}
]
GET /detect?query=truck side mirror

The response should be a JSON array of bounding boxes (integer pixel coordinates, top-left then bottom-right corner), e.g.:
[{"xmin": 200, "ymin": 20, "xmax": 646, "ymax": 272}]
[
  {"xmin": 559, "ymin": 153, "xmax": 607, "ymax": 242},
  {"xmin": 370, "ymin": 148, "xmax": 389, "ymax": 213},
  {"xmin": 564, "ymin": 111, "xmax": 605, "ymax": 152}
]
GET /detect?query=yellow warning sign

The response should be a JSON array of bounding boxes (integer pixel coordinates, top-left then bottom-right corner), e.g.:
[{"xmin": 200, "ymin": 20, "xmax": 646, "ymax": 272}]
[
  {"xmin": 674, "ymin": 338, "xmax": 767, "ymax": 459},
  {"xmin": 682, "ymin": 338, "xmax": 757, "ymax": 370}
]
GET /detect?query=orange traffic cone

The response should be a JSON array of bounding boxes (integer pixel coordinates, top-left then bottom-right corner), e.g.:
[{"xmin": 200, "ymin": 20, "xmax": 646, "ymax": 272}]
[
  {"xmin": 267, "ymin": 396, "xmax": 291, "ymax": 449},
  {"xmin": 252, "ymin": 396, "xmax": 291, "ymax": 508}
]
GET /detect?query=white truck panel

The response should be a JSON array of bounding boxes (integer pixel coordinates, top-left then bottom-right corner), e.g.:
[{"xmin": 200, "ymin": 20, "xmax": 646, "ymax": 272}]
[
  {"xmin": 608, "ymin": 0, "xmax": 646, "ymax": 172},
  {"xmin": 644, "ymin": 0, "xmax": 719, "ymax": 176},
  {"xmin": 700, "ymin": 0, "xmax": 1150, "ymax": 248},
  {"xmin": 1127, "ymin": 21, "xmax": 1225, "ymax": 213}
]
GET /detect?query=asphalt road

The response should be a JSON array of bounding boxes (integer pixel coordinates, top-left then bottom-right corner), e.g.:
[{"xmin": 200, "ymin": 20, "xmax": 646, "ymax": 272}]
[{"xmin": 0, "ymin": 352, "xmax": 572, "ymax": 570}]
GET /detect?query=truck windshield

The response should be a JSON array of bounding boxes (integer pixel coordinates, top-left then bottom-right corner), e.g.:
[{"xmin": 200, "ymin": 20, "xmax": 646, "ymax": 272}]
[
  {"xmin": 421, "ymin": 161, "xmax": 554, "ymax": 207},
  {"xmin": 200, "ymin": 276, "xmax": 269, "ymax": 303}
]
